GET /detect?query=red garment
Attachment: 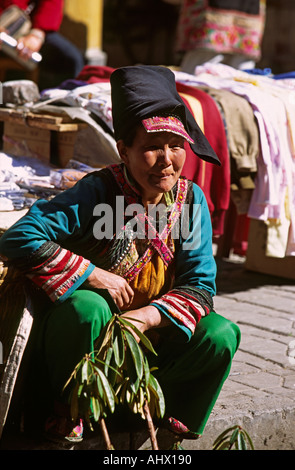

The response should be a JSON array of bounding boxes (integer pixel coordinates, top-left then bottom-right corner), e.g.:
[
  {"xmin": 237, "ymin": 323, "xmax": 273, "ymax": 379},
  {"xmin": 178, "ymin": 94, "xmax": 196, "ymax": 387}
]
[
  {"xmin": 177, "ymin": 82, "xmax": 230, "ymax": 236},
  {"xmin": 0, "ymin": 0, "xmax": 64, "ymax": 32},
  {"xmin": 76, "ymin": 65, "xmax": 115, "ymax": 83}
]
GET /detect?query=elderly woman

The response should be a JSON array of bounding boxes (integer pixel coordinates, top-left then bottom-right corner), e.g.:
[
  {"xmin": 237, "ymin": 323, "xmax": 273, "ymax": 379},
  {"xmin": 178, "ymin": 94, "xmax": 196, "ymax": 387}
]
[{"xmin": 0, "ymin": 65, "xmax": 240, "ymax": 444}]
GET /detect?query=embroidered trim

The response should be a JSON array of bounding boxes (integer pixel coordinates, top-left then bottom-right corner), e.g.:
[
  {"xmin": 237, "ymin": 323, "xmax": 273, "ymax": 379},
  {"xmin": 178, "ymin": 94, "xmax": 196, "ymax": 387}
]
[
  {"xmin": 125, "ymin": 178, "xmax": 188, "ymax": 282},
  {"xmin": 27, "ymin": 248, "xmax": 91, "ymax": 302},
  {"xmin": 108, "ymin": 164, "xmax": 188, "ymax": 282},
  {"xmin": 142, "ymin": 116, "xmax": 194, "ymax": 144}
]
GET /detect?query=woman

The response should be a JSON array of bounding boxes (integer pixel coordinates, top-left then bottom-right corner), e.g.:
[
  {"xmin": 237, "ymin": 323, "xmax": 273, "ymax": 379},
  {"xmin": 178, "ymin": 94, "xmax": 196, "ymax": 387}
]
[{"xmin": 0, "ymin": 65, "xmax": 240, "ymax": 444}]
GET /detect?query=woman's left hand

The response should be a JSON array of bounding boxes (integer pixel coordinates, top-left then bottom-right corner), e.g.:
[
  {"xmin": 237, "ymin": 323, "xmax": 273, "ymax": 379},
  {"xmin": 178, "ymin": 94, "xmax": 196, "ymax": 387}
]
[{"xmin": 16, "ymin": 31, "xmax": 44, "ymax": 60}]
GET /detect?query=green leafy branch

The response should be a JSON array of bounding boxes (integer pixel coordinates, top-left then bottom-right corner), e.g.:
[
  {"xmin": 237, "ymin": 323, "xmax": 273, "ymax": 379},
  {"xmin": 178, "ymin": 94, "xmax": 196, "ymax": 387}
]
[
  {"xmin": 64, "ymin": 314, "xmax": 255, "ymax": 451},
  {"xmin": 96, "ymin": 314, "xmax": 165, "ymax": 450},
  {"xmin": 63, "ymin": 351, "xmax": 119, "ymax": 449},
  {"xmin": 64, "ymin": 313, "xmax": 165, "ymax": 450},
  {"xmin": 213, "ymin": 425, "xmax": 255, "ymax": 450}
]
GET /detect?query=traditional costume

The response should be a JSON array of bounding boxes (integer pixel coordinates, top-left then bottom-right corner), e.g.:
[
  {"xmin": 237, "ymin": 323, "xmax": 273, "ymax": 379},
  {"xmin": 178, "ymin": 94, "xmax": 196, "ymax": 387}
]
[{"xmin": 0, "ymin": 65, "xmax": 240, "ymax": 440}]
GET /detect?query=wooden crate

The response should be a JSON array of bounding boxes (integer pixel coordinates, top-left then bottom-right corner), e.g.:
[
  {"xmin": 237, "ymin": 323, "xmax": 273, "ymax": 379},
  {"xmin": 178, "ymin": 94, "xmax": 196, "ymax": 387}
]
[
  {"xmin": 3, "ymin": 121, "xmax": 51, "ymax": 162},
  {"xmin": 0, "ymin": 108, "xmax": 86, "ymax": 167}
]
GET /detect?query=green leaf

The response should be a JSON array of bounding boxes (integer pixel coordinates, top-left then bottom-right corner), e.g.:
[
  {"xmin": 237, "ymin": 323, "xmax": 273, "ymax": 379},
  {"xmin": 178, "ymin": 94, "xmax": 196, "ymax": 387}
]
[
  {"xmin": 95, "ymin": 316, "xmax": 116, "ymax": 356},
  {"xmin": 241, "ymin": 429, "xmax": 255, "ymax": 450},
  {"xmin": 118, "ymin": 316, "xmax": 158, "ymax": 355},
  {"xmin": 124, "ymin": 329, "xmax": 144, "ymax": 380},
  {"xmin": 237, "ymin": 431, "xmax": 247, "ymax": 450},
  {"xmin": 125, "ymin": 386, "xmax": 134, "ymax": 405},
  {"xmin": 81, "ymin": 358, "xmax": 90, "ymax": 383},
  {"xmin": 96, "ymin": 367, "xmax": 116, "ymax": 413},
  {"xmin": 63, "ymin": 357, "xmax": 84, "ymax": 391},
  {"xmin": 117, "ymin": 378, "xmax": 128, "ymax": 404},
  {"xmin": 104, "ymin": 347, "xmax": 113, "ymax": 376},
  {"xmin": 77, "ymin": 383, "xmax": 84, "ymax": 397},
  {"xmin": 216, "ymin": 440, "xmax": 231, "ymax": 450},
  {"xmin": 148, "ymin": 374, "xmax": 165, "ymax": 418},
  {"xmin": 112, "ymin": 323, "xmax": 125, "ymax": 368},
  {"xmin": 229, "ymin": 427, "xmax": 239, "ymax": 445},
  {"xmin": 94, "ymin": 371, "xmax": 104, "ymax": 399},
  {"xmin": 213, "ymin": 425, "xmax": 254, "ymax": 451},
  {"xmin": 125, "ymin": 347, "xmax": 141, "ymax": 394},
  {"xmin": 143, "ymin": 356, "xmax": 150, "ymax": 386},
  {"xmin": 91, "ymin": 396, "xmax": 101, "ymax": 422},
  {"xmin": 213, "ymin": 426, "xmax": 238, "ymax": 447}
]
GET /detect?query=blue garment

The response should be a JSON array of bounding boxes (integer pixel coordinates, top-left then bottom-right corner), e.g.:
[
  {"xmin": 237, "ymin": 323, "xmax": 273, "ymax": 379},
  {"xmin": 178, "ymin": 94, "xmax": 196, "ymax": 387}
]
[
  {"xmin": 0, "ymin": 165, "xmax": 216, "ymax": 341},
  {"xmin": 0, "ymin": 165, "xmax": 240, "ymax": 436}
]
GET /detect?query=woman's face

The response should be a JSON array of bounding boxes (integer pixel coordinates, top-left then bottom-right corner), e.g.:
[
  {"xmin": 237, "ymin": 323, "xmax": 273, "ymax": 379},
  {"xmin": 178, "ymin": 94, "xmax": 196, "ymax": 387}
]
[{"xmin": 117, "ymin": 125, "xmax": 186, "ymax": 205}]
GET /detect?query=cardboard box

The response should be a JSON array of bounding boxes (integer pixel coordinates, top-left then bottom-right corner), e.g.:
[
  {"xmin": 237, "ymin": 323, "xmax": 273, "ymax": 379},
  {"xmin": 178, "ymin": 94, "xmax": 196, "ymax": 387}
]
[{"xmin": 245, "ymin": 219, "xmax": 295, "ymax": 280}]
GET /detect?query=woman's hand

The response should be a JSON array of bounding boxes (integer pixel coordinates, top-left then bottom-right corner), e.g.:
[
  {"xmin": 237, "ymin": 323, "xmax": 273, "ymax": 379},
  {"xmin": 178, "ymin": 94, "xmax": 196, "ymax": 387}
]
[
  {"xmin": 86, "ymin": 266, "xmax": 134, "ymax": 310},
  {"xmin": 16, "ymin": 30, "xmax": 45, "ymax": 60},
  {"xmin": 120, "ymin": 305, "xmax": 171, "ymax": 344}
]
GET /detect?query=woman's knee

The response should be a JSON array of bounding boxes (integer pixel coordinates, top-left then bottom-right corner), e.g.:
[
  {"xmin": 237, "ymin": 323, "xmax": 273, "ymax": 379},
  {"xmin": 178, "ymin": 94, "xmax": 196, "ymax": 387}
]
[
  {"xmin": 45, "ymin": 289, "xmax": 113, "ymax": 339},
  {"xmin": 66, "ymin": 289, "xmax": 113, "ymax": 326},
  {"xmin": 212, "ymin": 313, "xmax": 240, "ymax": 358},
  {"xmin": 196, "ymin": 311, "xmax": 241, "ymax": 360}
]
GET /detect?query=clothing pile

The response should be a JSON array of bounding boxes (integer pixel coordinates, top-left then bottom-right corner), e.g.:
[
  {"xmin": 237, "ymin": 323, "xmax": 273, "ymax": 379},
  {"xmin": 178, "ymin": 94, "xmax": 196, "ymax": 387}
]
[
  {"xmin": 174, "ymin": 63, "xmax": 295, "ymax": 258},
  {"xmin": 0, "ymin": 152, "xmax": 95, "ymax": 211}
]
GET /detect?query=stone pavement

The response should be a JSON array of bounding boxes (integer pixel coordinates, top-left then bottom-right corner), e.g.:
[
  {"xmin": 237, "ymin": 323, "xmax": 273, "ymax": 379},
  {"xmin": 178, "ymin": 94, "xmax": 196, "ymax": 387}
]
[
  {"xmin": 1, "ymin": 254, "xmax": 295, "ymax": 451},
  {"xmin": 190, "ymin": 255, "xmax": 295, "ymax": 451}
]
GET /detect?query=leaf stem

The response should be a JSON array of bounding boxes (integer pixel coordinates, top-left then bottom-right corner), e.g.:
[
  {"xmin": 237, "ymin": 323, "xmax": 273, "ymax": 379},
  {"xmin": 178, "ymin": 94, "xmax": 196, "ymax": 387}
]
[
  {"xmin": 143, "ymin": 399, "xmax": 159, "ymax": 450},
  {"xmin": 99, "ymin": 417, "xmax": 114, "ymax": 450}
]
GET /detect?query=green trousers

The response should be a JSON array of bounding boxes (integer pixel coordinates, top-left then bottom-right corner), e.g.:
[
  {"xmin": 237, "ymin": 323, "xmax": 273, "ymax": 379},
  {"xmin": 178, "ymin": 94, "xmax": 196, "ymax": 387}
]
[{"xmin": 29, "ymin": 289, "xmax": 240, "ymax": 435}]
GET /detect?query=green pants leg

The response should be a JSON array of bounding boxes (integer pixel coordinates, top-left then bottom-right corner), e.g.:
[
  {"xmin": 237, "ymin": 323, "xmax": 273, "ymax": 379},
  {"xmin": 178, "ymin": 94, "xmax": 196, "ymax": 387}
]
[
  {"xmin": 149, "ymin": 311, "xmax": 241, "ymax": 435},
  {"xmin": 24, "ymin": 289, "xmax": 112, "ymax": 430},
  {"xmin": 29, "ymin": 290, "xmax": 240, "ymax": 436},
  {"xmin": 41, "ymin": 289, "xmax": 113, "ymax": 400}
]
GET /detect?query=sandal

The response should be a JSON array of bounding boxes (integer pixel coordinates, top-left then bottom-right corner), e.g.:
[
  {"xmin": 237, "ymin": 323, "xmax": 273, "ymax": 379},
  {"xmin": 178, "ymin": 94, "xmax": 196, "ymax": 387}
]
[
  {"xmin": 160, "ymin": 416, "xmax": 201, "ymax": 440},
  {"xmin": 44, "ymin": 415, "xmax": 84, "ymax": 443}
]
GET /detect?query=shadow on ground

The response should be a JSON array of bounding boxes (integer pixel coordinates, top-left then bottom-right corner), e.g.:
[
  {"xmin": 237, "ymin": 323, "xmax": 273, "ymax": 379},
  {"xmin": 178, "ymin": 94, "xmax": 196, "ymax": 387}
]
[{"xmin": 215, "ymin": 256, "xmax": 295, "ymax": 295}]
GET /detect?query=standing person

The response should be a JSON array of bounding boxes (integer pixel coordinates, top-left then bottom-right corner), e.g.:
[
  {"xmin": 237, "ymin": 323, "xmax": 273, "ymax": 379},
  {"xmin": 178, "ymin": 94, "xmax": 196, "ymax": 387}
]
[
  {"xmin": 0, "ymin": 0, "xmax": 85, "ymax": 88},
  {"xmin": 0, "ymin": 65, "xmax": 240, "ymax": 444},
  {"xmin": 176, "ymin": 0, "xmax": 266, "ymax": 74}
]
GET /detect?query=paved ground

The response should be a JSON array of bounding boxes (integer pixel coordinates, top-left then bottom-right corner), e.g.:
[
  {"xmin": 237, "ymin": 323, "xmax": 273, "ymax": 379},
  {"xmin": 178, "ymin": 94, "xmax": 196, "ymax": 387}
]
[
  {"xmin": 1, "ymin": 254, "xmax": 295, "ymax": 451},
  {"xmin": 189, "ymin": 255, "xmax": 295, "ymax": 451}
]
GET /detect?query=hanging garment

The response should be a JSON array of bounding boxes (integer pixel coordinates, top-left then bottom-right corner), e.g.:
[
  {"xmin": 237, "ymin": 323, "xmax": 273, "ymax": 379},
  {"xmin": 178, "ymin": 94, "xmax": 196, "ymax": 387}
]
[
  {"xmin": 176, "ymin": 0, "xmax": 266, "ymax": 61},
  {"xmin": 177, "ymin": 81, "xmax": 230, "ymax": 236},
  {"xmin": 175, "ymin": 64, "xmax": 295, "ymax": 256}
]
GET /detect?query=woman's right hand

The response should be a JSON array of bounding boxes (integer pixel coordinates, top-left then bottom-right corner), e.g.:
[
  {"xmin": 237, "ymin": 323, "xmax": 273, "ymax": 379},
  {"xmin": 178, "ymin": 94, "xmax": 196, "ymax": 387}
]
[{"xmin": 85, "ymin": 266, "xmax": 134, "ymax": 310}]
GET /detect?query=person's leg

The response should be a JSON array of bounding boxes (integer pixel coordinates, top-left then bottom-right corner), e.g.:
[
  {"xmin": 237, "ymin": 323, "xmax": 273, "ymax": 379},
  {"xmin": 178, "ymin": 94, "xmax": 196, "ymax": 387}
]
[
  {"xmin": 24, "ymin": 289, "xmax": 112, "ymax": 432},
  {"xmin": 42, "ymin": 289, "xmax": 113, "ymax": 399},
  {"xmin": 150, "ymin": 311, "xmax": 241, "ymax": 436},
  {"xmin": 39, "ymin": 31, "xmax": 85, "ymax": 88}
]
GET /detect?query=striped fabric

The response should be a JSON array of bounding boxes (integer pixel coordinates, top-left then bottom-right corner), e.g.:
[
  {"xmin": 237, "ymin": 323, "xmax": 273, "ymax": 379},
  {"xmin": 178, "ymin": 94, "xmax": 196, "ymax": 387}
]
[
  {"xmin": 26, "ymin": 244, "xmax": 92, "ymax": 302},
  {"xmin": 152, "ymin": 289, "xmax": 206, "ymax": 334}
]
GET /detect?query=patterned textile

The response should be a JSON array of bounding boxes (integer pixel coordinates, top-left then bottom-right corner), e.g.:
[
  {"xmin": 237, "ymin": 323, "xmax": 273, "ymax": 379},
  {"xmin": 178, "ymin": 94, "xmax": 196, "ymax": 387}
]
[
  {"xmin": 176, "ymin": 0, "xmax": 266, "ymax": 60},
  {"xmin": 142, "ymin": 116, "xmax": 194, "ymax": 144},
  {"xmin": 25, "ymin": 243, "xmax": 92, "ymax": 303}
]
